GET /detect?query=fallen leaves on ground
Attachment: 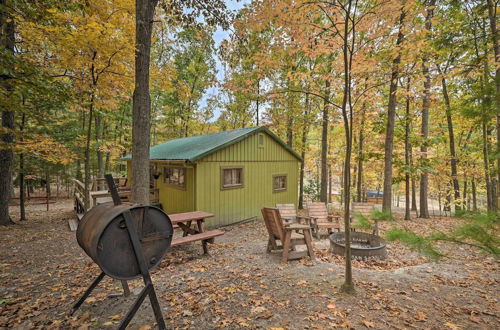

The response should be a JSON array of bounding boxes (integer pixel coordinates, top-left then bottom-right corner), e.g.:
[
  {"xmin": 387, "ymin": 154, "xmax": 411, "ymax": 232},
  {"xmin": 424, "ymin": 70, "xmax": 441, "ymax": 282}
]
[{"xmin": 0, "ymin": 201, "xmax": 498, "ymax": 329}]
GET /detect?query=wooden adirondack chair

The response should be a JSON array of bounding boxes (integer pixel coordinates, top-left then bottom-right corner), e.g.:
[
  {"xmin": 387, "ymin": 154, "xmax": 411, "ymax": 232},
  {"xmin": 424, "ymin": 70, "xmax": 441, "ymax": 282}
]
[
  {"xmin": 276, "ymin": 203, "xmax": 311, "ymax": 224},
  {"xmin": 261, "ymin": 207, "xmax": 315, "ymax": 262},
  {"xmin": 306, "ymin": 201, "xmax": 341, "ymax": 238}
]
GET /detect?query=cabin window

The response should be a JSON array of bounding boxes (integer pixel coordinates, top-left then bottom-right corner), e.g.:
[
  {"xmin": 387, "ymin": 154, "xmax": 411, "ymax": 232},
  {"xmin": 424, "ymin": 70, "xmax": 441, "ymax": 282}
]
[
  {"xmin": 221, "ymin": 166, "xmax": 244, "ymax": 189},
  {"xmin": 163, "ymin": 166, "xmax": 186, "ymax": 189},
  {"xmin": 273, "ymin": 174, "xmax": 287, "ymax": 192},
  {"xmin": 258, "ymin": 133, "xmax": 265, "ymax": 148}
]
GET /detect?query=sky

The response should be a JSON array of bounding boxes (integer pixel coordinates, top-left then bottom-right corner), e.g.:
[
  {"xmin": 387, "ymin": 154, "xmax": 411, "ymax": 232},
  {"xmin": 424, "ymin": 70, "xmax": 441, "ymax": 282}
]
[{"xmin": 201, "ymin": 0, "xmax": 251, "ymax": 120}]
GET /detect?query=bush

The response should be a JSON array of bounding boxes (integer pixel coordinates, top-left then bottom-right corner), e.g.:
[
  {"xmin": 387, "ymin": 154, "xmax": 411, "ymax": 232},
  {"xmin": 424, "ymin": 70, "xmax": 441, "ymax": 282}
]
[{"xmin": 385, "ymin": 212, "xmax": 499, "ymax": 259}]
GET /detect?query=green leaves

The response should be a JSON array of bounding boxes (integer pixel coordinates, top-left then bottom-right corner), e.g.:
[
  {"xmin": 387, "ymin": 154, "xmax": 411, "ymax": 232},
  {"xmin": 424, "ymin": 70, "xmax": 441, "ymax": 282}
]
[
  {"xmin": 386, "ymin": 212, "xmax": 499, "ymax": 260},
  {"xmin": 385, "ymin": 228, "xmax": 443, "ymax": 260}
]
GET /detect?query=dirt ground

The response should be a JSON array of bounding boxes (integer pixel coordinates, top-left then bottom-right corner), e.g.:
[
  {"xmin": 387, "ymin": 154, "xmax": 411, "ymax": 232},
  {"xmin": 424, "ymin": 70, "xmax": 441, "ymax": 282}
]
[{"xmin": 0, "ymin": 200, "xmax": 498, "ymax": 329}]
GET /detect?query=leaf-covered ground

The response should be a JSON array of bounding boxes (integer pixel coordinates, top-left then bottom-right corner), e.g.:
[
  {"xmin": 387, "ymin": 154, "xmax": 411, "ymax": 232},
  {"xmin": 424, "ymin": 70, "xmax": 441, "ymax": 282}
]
[{"xmin": 0, "ymin": 200, "xmax": 498, "ymax": 329}]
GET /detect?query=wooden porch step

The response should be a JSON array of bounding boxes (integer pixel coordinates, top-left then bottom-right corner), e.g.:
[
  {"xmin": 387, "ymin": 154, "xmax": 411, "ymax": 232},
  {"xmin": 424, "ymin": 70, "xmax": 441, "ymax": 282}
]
[{"xmin": 171, "ymin": 229, "xmax": 224, "ymax": 247}]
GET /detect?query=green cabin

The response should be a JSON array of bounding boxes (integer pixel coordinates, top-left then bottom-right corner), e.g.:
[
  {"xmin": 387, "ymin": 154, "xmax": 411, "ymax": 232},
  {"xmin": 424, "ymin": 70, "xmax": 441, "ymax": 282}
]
[{"xmin": 124, "ymin": 126, "xmax": 302, "ymax": 228}]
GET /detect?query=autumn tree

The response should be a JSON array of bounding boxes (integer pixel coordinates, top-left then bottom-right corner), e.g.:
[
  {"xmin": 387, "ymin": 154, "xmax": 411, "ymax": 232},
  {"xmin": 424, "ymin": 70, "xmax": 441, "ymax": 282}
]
[{"xmin": 132, "ymin": 0, "xmax": 230, "ymax": 204}]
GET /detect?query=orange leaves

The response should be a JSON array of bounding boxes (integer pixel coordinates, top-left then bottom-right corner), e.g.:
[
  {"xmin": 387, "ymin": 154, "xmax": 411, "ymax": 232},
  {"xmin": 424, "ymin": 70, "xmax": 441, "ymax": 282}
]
[{"xmin": 14, "ymin": 134, "xmax": 76, "ymax": 165}]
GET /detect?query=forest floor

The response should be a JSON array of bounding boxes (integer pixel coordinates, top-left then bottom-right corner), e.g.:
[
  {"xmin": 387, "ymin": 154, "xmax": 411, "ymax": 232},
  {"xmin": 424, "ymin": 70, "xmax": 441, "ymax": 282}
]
[{"xmin": 0, "ymin": 200, "xmax": 498, "ymax": 329}]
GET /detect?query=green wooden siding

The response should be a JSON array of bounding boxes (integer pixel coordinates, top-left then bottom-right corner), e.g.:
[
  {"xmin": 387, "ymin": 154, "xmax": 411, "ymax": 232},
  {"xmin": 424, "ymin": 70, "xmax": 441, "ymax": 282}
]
[
  {"xmin": 195, "ymin": 132, "xmax": 299, "ymax": 227},
  {"xmin": 126, "ymin": 161, "xmax": 195, "ymax": 214},
  {"xmin": 154, "ymin": 162, "xmax": 195, "ymax": 214}
]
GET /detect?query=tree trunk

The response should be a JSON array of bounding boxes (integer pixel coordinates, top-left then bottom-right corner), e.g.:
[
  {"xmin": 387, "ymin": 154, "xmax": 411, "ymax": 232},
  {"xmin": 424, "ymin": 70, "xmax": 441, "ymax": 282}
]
[
  {"xmin": 84, "ymin": 92, "xmax": 94, "ymax": 209},
  {"xmin": 299, "ymin": 144, "xmax": 306, "ymax": 209},
  {"xmin": 286, "ymin": 116, "xmax": 293, "ymax": 147},
  {"xmin": 340, "ymin": 0, "xmax": 355, "ymax": 295},
  {"xmin": 441, "ymin": 76, "xmax": 461, "ymax": 212},
  {"xmin": 299, "ymin": 93, "xmax": 310, "ymax": 209},
  {"xmin": 409, "ymin": 143, "xmax": 418, "ymax": 214},
  {"xmin": 486, "ymin": 0, "xmax": 499, "ymax": 210},
  {"xmin": 404, "ymin": 78, "xmax": 411, "ymax": 220},
  {"xmin": 320, "ymin": 81, "xmax": 330, "ymax": 203},
  {"xmin": 444, "ymin": 182, "xmax": 451, "ymax": 213},
  {"xmin": 419, "ymin": 0, "xmax": 436, "ymax": 218},
  {"xmin": 482, "ymin": 121, "xmax": 493, "ymax": 211},
  {"xmin": 383, "ymin": 11, "xmax": 405, "ymax": 213},
  {"xmin": 0, "ymin": 1, "xmax": 15, "ymax": 225},
  {"xmin": 328, "ymin": 165, "xmax": 333, "ymax": 203},
  {"xmin": 463, "ymin": 179, "xmax": 468, "ymax": 211},
  {"xmin": 95, "ymin": 114, "xmax": 105, "ymax": 190},
  {"xmin": 45, "ymin": 170, "xmax": 51, "ymax": 196},
  {"xmin": 17, "ymin": 110, "xmax": 26, "ymax": 221},
  {"xmin": 75, "ymin": 110, "xmax": 85, "ymax": 182},
  {"xmin": 131, "ymin": 0, "xmax": 159, "ymax": 204},
  {"xmin": 19, "ymin": 153, "xmax": 25, "ymax": 221},
  {"xmin": 256, "ymin": 79, "xmax": 260, "ymax": 125},
  {"xmin": 472, "ymin": 178, "xmax": 477, "ymax": 211},
  {"xmin": 356, "ymin": 104, "xmax": 366, "ymax": 202}
]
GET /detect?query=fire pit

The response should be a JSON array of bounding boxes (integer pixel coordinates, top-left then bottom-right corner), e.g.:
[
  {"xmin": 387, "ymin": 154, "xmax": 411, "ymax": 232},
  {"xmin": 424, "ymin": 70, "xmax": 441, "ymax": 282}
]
[{"xmin": 329, "ymin": 232, "xmax": 387, "ymax": 260}]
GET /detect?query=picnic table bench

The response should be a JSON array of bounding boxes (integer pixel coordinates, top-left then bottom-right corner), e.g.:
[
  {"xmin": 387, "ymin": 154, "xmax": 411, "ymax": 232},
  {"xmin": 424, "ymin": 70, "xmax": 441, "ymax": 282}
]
[{"xmin": 169, "ymin": 211, "xmax": 224, "ymax": 254}]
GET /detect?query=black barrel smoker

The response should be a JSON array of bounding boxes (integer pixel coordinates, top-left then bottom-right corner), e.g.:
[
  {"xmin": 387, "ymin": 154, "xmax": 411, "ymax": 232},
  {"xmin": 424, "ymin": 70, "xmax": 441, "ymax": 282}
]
[{"xmin": 70, "ymin": 174, "xmax": 173, "ymax": 329}]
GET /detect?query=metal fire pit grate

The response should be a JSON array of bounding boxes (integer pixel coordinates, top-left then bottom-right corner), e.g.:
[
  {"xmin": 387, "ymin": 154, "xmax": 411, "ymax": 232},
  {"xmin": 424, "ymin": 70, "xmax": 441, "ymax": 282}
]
[{"xmin": 329, "ymin": 232, "xmax": 387, "ymax": 260}]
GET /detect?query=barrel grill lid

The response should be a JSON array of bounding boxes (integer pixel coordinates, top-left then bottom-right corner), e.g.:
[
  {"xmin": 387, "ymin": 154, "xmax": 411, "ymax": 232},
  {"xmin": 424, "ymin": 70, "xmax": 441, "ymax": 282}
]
[{"xmin": 77, "ymin": 203, "xmax": 173, "ymax": 280}]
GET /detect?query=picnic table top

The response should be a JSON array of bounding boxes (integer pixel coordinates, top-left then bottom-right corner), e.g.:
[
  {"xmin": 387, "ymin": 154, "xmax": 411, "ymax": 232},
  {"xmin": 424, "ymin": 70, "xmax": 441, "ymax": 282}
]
[{"xmin": 168, "ymin": 211, "xmax": 214, "ymax": 224}]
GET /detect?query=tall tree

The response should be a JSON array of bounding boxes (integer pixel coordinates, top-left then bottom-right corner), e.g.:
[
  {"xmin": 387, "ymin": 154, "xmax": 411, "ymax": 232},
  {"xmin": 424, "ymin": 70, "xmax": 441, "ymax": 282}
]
[
  {"xmin": 382, "ymin": 8, "xmax": 406, "ymax": 212},
  {"xmin": 0, "ymin": 0, "xmax": 15, "ymax": 225},
  {"xmin": 419, "ymin": 0, "xmax": 436, "ymax": 218},
  {"xmin": 486, "ymin": 0, "xmax": 499, "ymax": 209},
  {"xmin": 404, "ymin": 76, "xmax": 412, "ymax": 220},
  {"xmin": 320, "ymin": 80, "xmax": 330, "ymax": 203}
]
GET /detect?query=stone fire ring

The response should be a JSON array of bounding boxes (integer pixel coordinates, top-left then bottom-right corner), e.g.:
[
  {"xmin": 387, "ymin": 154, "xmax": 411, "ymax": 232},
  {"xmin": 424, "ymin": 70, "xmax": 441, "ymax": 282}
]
[{"xmin": 329, "ymin": 231, "xmax": 387, "ymax": 260}]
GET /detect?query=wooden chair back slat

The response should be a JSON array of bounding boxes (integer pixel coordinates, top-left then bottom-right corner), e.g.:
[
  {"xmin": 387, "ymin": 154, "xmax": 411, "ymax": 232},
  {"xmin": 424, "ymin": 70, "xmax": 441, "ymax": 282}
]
[
  {"xmin": 262, "ymin": 207, "xmax": 285, "ymax": 241},
  {"xmin": 306, "ymin": 202, "xmax": 329, "ymax": 220},
  {"xmin": 276, "ymin": 204, "xmax": 297, "ymax": 219},
  {"xmin": 352, "ymin": 202, "xmax": 375, "ymax": 217}
]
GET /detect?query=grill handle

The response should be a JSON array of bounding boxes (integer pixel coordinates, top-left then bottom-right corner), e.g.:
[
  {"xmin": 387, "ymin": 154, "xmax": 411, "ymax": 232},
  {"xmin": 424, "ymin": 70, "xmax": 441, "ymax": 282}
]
[{"xmin": 105, "ymin": 174, "xmax": 122, "ymax": 206}]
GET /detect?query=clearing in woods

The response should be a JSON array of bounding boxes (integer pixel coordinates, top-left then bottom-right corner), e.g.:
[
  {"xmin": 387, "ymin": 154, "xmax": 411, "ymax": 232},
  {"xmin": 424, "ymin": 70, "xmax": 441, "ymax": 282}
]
[{"xmin": 0, "ymin": 200, "xmax": 498, "ymax": 329}]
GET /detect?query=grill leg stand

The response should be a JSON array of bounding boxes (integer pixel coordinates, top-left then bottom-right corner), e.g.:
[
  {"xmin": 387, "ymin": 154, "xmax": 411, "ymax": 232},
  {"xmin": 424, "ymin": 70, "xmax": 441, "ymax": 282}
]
[
  {"xmin": 147, "ymin": 277, "xmax": 166, "ymax": 329},
  {"xmin": 119, "ymin": 284, "xmax": 151, "ymax": 329},
  {"xmin": 121, "ymin": 280, "xmax": 130, "ymax": 297},
  {"xmin": 122, "ymin": 208, "xmax": 166, "ymax": 329},
  {"xmin": 70, "ymin": 271, "xmax": 105, "ymax": 315}
]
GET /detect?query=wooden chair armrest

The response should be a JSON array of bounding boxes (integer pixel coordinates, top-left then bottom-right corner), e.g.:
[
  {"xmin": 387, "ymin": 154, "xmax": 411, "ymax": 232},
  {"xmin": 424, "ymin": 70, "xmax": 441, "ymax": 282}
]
[
  {"xmin": 327, "ymin": 215, "xmax": 340, "ymax": 222},
  {"xmin": 296, "ymin": 215, "xmax": 312, "ymax": 225},
  {"xmin": 285, "ymin": 223, "xmax": 312, "ymax": 230},
  {"xmin": 306, "ymin": 217, "xmax": 318, "ymax": 226}
]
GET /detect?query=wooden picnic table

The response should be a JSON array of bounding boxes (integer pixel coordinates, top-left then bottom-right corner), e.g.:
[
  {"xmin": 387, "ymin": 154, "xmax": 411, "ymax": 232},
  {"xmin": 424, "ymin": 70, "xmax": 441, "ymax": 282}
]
[{"xmin": 169, "ymin": 211, "xmax": 224, "ymax": 254}]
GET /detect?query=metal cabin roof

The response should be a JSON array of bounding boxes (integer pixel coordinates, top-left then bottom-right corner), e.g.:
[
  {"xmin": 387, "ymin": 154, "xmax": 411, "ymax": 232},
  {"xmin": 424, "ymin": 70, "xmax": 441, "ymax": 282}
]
[{"xmin": 122, "ymin": 126, "xmax": 302, "ymax": 162}]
